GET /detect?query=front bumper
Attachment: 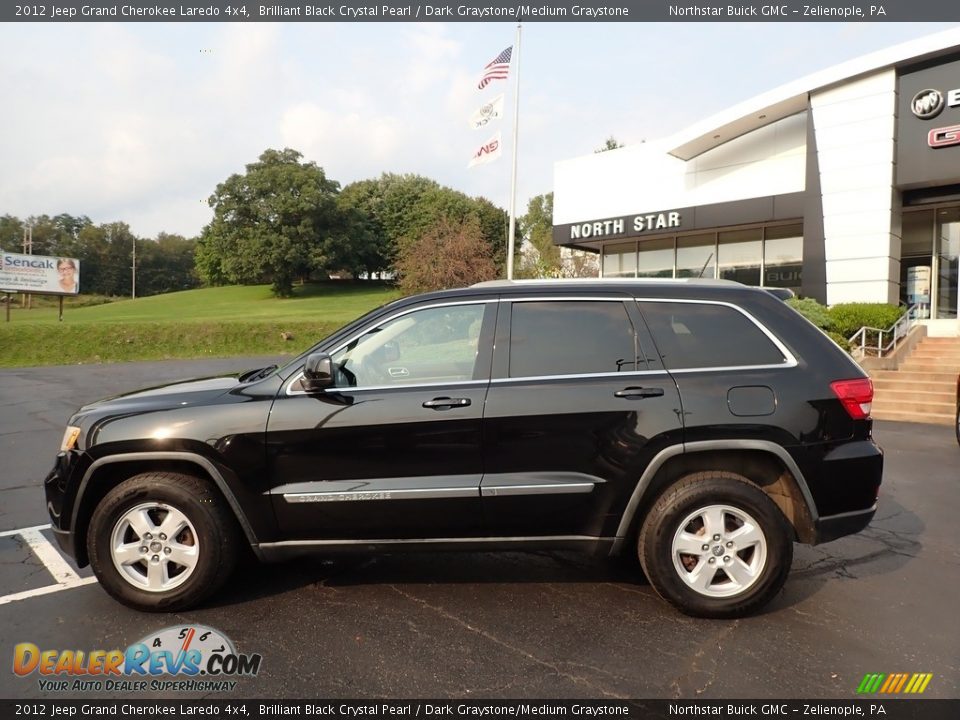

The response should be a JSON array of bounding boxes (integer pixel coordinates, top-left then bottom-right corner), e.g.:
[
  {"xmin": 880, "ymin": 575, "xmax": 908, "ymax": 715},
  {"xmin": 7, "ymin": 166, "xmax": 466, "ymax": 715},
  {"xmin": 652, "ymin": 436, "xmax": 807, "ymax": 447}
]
[{"xmin": 43, "ymin": 449, "xmax": 87, "ymax": 561}]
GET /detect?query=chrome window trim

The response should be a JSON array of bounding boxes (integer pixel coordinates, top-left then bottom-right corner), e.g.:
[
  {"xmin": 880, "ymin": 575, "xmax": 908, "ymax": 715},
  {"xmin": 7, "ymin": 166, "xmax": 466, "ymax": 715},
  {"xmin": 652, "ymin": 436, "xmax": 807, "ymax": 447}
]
[
  {"xmin": 634, "ymin": 297, "xmax": 799, "ymax": 370},
  {"xmin": 286, "ymin": 295, "xmax": 797, "ymax": 394},
  {"xmin": 490, "ymin": 369, "xmax": 668, "ymax": 385},
  {"xmin": 287, "ymin": 377, "xmax": 489, "ymax": 397},
  {"xmin": 285, "ymin": 299, "xmax": 495, "ymax": 396}
]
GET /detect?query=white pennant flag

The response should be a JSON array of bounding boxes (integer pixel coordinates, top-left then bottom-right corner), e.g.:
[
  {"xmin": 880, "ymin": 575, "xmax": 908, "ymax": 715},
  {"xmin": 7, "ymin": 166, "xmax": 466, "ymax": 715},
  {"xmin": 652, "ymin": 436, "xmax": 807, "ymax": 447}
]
[
  {"xmin": 468, "ymin": 131, "xmax": 502, "ymax": 168},
  {"xmin": 469, "ymin": 94, "xmax": 504, "ymax": 130}
]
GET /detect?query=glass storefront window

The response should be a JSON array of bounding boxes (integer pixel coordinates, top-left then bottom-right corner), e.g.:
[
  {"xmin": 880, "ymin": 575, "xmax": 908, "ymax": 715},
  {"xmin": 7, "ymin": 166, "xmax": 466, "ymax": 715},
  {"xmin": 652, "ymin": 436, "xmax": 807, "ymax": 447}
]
[
  {"xmin": 900, "ymin": 210, "xmax": 934, "ymax": 317},
  {"xmin": 636, "ymin": 238, "xmax": 675, "ymax": 278},
  {"xmin": 602, "ymin": 242, "xmax": 637, "ymax": 278},
  {"xmin": 599, "ymin": 222, "xmax": 802, "ymax": 288},
  {"xmin": 677, "ymin": 234, "xmax": 716, "ymax": 279},
  {"xmin": 935, "ymin": 208, "xmax": 959, "ymax": 320},
  {"xmin": 763, "ymin": 224, "xmax": 802, "ymax": 293},
  {"xmin": 901, "ymin": 210, "xmax": 934, "ymax": 258},
  {"xmin": 718, "ymin": 228, "xmax": 762, "ymax": 286}
]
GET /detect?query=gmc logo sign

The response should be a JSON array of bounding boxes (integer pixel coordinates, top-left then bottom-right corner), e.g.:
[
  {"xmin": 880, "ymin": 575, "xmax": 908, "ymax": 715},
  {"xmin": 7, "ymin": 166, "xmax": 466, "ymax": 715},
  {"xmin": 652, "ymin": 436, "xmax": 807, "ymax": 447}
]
[{"xmin": 928, "ymin": 124, "xmax": 960, "ymax": 148}]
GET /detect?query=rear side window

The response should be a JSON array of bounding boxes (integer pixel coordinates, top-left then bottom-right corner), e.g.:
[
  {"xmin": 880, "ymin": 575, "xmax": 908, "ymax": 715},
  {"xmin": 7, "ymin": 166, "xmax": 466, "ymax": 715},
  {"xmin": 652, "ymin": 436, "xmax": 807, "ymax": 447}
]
[
  {"xmin": 509, "ymin": 300, "xmax": 640, "ymax": 378},
  {"xmin": 639, "ymin": 301, "xmax": 787, "ymax": 370}
]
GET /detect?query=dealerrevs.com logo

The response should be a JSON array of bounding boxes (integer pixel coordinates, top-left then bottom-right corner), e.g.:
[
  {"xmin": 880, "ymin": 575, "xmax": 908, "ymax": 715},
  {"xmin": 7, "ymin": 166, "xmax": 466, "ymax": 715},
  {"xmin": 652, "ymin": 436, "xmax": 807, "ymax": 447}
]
[{"xmin": 12, "ymin": 624, "xmax": 261, "ymax": 693}]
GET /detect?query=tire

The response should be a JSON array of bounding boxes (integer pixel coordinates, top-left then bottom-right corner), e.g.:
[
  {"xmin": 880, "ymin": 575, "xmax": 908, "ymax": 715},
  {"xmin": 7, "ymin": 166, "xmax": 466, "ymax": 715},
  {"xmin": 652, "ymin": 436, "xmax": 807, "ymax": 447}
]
[
  {"xmin": 638, "ymin": 471, "xmax": 793, "ymax": 619},
  {"xmin": 87, "ymin": 472, "xmax": 240, "ymax": 612}
]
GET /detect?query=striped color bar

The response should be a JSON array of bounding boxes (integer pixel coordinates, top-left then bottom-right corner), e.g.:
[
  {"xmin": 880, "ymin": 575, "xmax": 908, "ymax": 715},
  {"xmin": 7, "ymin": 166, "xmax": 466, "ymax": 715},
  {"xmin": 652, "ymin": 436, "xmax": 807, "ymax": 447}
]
[{"xmin": 857, "ymin": 673, "xmax": 932, "ymax": 694}]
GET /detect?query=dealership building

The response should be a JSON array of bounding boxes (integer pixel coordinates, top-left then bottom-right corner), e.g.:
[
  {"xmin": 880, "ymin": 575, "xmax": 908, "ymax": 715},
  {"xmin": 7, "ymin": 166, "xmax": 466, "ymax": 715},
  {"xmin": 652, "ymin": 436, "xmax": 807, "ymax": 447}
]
[{"xmin": 552, "ymin": 29, "xmax": 960, "ymax": 336}]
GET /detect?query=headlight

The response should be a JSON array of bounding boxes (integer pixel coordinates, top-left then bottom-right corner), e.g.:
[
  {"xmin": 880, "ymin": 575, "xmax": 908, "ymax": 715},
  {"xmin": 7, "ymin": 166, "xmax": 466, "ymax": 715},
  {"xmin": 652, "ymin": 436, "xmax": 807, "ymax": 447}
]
[{"xmin": 60, "ymin": 426, "xmax": 81, "ymax": 452}]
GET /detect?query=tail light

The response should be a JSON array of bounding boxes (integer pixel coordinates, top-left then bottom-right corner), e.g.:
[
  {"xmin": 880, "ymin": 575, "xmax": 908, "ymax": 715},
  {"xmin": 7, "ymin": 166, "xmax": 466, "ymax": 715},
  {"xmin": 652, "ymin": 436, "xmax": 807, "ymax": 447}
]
[{"xmin": 830, "ymin": 378, "xmax": 874, "ymax": 420}]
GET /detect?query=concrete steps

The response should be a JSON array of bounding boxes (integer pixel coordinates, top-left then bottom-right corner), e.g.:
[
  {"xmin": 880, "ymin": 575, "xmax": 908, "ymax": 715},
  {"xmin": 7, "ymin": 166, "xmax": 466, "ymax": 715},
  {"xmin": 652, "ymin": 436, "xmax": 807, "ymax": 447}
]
[{"xmin": 870, "ymin": 335, "xmax": 958, "ymax": 426}]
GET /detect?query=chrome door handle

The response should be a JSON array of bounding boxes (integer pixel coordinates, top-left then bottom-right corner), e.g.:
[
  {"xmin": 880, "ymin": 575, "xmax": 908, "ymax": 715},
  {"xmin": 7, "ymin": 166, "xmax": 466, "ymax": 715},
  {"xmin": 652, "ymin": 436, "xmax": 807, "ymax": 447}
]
[
  {"xmin": 614, "ymin": 387, "xmax": 665, "ymax": 399},
  {"xmin": 422, "ymin": 397, "xmax": 472, "ymax": 410}
]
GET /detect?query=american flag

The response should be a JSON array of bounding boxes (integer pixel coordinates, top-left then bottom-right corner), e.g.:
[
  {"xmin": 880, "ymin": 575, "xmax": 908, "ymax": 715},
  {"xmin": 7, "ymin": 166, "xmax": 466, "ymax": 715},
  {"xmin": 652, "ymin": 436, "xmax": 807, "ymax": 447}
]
[{"xmin": 477, "ymin": 46, "xmax": 512, "ymax": 90}]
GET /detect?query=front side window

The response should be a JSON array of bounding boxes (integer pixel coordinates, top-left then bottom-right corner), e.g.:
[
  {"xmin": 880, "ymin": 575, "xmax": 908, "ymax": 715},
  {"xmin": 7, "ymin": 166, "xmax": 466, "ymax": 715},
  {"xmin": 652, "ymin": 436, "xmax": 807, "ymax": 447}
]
[
  {"xmin": 330, "ymin": 304, "xmax": 487, "ymax": 387},
  {"xmin": 639, "ymin": 301, "xmax": 787, "ymax": 370},
  {"xmin": 508, "ymin": 300, "xmax": 640, "ymax": 378}
]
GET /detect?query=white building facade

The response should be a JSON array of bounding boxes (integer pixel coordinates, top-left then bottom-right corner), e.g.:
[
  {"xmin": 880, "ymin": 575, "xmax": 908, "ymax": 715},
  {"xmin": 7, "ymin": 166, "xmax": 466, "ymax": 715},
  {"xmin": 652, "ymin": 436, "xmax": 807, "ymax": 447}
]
[{"xmin": 552, "ymin": 30, "xmax": 960, "ymax": 336}]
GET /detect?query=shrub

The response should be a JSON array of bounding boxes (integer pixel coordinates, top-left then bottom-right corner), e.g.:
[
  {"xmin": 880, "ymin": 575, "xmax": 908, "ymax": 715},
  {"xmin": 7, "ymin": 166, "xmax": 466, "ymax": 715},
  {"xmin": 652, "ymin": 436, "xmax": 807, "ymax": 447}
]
[
  {"xmin": 786, "ymin": 297, "xmax": 832, "ymax": 330},
  {"xmin": 828, "ymin": 303, "xmax": 903, "ymax": 339},
  {"xmin": 826, "ymin": 331, "xmax": 853, "ymax": 350}
]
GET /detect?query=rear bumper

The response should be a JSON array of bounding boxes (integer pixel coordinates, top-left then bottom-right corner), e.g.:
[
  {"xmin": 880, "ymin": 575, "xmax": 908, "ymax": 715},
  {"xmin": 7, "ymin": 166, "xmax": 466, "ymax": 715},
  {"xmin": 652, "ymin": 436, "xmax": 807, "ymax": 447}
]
[
  {"xmin": 814, "ymin": 504, "xmax": 877, "ymax": 544},
  {"xmin": 803, "ymin": 439, "xmax": 883, "ymax": 517}
]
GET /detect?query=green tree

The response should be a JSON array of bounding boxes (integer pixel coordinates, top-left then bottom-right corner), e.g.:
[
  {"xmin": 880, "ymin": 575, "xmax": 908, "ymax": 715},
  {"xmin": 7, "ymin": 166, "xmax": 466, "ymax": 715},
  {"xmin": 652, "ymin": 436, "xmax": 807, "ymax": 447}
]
[
  {"xmin": 595, "ymin": 136, "xmax": 624, "ymax": 153},
  {"xmin": 0, "ymin": 215, "xmax": 25, "ymax": 252},
  {"xmin": 395, "ymin": 216, "xmax": 497, "ymax": 294},
  {"xmin": 136, "ymin": 233, "xmax": 200, "ymax": 296},
  {"xmin": 519, "ymin": 192, "xmax": 559, "ymax": 275},
  {"xmin": 195, "ymin": 148, "xmax": 344, "ymax": 297},
  {"xmin": 339, "ymin": 174, "xmax": 509, "ymax": 277}
]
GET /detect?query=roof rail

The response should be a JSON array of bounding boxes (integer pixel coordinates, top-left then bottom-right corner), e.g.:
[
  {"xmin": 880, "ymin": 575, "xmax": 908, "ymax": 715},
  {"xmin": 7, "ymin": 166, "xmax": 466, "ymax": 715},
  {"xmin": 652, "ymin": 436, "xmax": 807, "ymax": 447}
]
[{"xmin": 471, "ymin": 278, "xmax": 741, "ymax": 288}]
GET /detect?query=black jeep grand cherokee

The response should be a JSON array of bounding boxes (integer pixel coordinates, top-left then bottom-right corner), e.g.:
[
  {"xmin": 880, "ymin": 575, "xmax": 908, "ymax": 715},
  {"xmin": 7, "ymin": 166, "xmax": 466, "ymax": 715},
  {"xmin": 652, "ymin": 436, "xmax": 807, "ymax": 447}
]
[{"xmin": 45, "ymin": 279, "xmax": 882, "ymax": 617}]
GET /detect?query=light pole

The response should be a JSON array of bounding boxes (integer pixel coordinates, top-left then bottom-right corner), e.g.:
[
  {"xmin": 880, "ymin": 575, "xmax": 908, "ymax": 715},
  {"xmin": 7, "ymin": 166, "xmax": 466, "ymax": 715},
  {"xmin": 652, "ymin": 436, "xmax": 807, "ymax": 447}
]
[{"xmin": 132, "ymin": 237, "xmax": 136, "ymax": 300}]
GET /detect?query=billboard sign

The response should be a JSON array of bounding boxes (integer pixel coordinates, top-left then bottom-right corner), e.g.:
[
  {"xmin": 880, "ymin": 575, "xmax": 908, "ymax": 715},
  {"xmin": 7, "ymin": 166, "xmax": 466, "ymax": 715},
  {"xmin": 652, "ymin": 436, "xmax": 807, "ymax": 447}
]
[{"xmin": 0, "ymin": 252, "xmax": 80, "ymax": 295}]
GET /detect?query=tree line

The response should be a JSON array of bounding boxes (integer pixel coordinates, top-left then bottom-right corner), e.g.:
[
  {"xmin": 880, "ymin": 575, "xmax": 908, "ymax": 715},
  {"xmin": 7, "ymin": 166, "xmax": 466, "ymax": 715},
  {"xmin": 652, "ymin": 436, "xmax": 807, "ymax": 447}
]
[
  {"xmin": 2, "ymin": 147, "xmax": 566, "ymax": 299},
  {"xmin": 0, "ymin": 214, "xmax": 198, "ymax": 298}
]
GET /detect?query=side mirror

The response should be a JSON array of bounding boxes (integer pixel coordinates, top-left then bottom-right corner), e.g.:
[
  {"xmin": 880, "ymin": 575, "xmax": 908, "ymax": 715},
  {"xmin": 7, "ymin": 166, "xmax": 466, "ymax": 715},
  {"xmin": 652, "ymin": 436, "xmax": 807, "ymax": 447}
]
[{"xmin": 302, "ymin": 353, "xmax": 335, "ymax": 393}]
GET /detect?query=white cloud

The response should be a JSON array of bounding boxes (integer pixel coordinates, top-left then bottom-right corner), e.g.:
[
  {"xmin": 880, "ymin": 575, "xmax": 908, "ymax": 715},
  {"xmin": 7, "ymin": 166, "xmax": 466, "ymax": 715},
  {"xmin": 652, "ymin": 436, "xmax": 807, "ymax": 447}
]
[{"xmin": 0, "ymin": 22, "xmax": 953, "ymax": 240}]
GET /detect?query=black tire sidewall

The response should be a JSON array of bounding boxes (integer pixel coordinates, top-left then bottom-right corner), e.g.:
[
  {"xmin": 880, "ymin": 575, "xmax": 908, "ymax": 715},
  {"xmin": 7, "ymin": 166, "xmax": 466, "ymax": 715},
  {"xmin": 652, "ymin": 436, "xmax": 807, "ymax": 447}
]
[
  {"xmin": 640, "ymin": 474, "xmax": 793, "ymax": 618},
  {"xmin": 87, "ymin": 476, "xmax": 229, "ymax": 612}
]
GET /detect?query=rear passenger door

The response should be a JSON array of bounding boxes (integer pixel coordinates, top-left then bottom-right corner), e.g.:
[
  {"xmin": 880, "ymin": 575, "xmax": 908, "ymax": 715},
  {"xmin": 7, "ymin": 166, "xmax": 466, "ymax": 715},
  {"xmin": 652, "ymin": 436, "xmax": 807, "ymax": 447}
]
[
  {"xmin": 636, "ymin": 299, "xmax": 797, "ymax": 445},
  {"xmin": 480, "ymin": 295, "xmax": 684, "ymax": 539}
]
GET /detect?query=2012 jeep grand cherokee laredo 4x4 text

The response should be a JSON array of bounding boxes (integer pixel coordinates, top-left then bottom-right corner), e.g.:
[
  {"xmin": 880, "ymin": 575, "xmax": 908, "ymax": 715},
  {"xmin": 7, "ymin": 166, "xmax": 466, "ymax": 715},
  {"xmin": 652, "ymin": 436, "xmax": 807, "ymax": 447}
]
[{"xmin": 44, "ymin": 279, "xmax": 882, "ymax": 617}]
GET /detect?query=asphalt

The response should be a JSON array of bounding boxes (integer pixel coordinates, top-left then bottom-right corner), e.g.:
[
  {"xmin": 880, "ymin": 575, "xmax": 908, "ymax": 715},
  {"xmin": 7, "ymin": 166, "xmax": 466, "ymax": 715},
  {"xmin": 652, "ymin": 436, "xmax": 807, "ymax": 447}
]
[{"xmin": 0, "ymin": 359, "xmax": 957, "ymax": 700}]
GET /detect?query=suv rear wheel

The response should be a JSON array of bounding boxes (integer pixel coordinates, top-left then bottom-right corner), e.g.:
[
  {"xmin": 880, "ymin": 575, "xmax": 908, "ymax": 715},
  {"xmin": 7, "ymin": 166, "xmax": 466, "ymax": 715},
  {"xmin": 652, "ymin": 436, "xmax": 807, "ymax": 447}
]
[
  {"xmin": 638, "ymin": 471, "xmax": 793, "ymax": 618},
  {"xmin": 87, "ymin": 472, "xmax": 239, "ymax": 612}
]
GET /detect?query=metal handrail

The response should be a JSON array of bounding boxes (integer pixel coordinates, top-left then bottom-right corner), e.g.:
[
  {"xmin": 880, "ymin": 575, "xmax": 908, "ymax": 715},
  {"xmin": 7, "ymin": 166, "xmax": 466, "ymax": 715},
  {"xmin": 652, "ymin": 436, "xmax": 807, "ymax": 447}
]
[{"xmin": 848, "ymin": 304, "xmax": 919, "ymax": 358}]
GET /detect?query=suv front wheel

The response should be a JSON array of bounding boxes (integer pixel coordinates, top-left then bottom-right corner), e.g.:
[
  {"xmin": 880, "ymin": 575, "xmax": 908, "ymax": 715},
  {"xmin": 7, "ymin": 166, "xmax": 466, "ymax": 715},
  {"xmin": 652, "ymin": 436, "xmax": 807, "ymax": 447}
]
[
  {"xmin": 638, "ymin": 471, "xmax": 793, "ymax": 618},
  {"xmin": 87, "ymin": 472, "xmax": 240, "ymax": 612}
]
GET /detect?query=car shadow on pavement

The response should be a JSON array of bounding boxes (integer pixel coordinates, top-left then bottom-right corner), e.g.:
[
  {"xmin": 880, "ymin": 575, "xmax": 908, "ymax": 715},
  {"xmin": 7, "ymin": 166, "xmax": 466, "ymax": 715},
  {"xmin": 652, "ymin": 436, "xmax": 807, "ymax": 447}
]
[
  {"xmin": 765, "ymin": 495, "xmax": 923, "ymax": 613},
  {"xmin": 203, "ymin": 549, "xmax": 653, "ymax": 610},
  {"xmin": 201, "ymin": 496, "xmax": 923, "ymax": 616}
]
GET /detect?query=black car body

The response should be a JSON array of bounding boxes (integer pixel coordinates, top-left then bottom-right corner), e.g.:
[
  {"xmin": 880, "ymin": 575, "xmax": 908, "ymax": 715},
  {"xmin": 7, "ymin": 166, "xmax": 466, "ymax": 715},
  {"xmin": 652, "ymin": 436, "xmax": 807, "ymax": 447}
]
[{"xmin": 45, "ymin": 279, "xmax": 882, "ymax": 617}]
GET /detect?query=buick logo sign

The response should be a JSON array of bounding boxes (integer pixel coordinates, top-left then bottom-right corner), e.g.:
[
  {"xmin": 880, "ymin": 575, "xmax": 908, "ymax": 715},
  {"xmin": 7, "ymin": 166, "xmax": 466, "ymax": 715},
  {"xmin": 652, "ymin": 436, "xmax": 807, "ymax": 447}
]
[{"xmin": 912, "ymin": 89, "xmax": 944, "ymax": 119}]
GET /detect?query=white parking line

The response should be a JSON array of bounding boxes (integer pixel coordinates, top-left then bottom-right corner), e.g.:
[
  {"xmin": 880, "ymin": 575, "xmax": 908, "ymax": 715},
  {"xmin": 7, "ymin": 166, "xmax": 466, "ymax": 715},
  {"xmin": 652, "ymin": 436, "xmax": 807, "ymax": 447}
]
[{"xmin": 0, "ymin": 523, "xmax": 99, "ymax": 605}]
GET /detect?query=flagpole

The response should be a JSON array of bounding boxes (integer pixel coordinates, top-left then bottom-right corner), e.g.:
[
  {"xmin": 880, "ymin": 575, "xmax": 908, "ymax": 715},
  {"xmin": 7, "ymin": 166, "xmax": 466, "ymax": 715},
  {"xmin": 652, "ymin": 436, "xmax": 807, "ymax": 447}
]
[{"xmin": 506, "ymin": 23, "xmax": 522, "ymax": 280}]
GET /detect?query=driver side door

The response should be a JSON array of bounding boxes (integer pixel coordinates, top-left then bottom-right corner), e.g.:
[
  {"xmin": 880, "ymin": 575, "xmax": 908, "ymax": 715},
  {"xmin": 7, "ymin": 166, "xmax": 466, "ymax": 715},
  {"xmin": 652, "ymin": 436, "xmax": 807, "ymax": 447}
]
[{"xmin": 266, "ymin": 299, "xmax": 496, "ymax": 541}]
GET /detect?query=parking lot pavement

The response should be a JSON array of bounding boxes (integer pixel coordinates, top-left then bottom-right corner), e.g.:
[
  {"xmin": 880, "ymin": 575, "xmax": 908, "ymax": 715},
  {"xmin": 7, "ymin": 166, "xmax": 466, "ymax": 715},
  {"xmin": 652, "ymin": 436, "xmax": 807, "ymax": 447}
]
[{"xmin": 1, "ymin": 359, "xmax": 957, "ymax": 700}]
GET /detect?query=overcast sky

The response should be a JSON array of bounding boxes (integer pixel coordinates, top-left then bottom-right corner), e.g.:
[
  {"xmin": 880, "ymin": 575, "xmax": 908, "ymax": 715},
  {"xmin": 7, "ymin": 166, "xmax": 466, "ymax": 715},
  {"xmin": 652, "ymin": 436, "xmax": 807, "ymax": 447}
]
[{"xmin": 0, "ymin": 21, "xmax": 956, "ymax": 239}]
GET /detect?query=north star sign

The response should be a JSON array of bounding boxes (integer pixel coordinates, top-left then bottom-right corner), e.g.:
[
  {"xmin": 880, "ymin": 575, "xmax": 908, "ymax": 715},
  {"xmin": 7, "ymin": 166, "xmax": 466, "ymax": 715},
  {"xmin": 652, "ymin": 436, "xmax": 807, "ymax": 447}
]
[{"xmin": 569, "ymin": 211, "xmax": 682, "ymax": 240}]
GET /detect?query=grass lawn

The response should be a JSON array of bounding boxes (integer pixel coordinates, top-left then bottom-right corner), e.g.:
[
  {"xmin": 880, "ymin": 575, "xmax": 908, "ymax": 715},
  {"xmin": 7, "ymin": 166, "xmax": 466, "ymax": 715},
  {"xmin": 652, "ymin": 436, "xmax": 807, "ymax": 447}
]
[{"xmin": 0, "ymin": 282, "xmax": 402, "ymax": 367}]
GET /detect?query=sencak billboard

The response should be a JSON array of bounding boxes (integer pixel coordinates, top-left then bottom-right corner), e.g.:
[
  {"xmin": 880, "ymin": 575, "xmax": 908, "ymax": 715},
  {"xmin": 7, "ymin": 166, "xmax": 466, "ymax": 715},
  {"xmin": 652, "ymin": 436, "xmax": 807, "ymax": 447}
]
[{"xmin": 0, "ymin": 252, "xmax": 80, "ymax": 295}]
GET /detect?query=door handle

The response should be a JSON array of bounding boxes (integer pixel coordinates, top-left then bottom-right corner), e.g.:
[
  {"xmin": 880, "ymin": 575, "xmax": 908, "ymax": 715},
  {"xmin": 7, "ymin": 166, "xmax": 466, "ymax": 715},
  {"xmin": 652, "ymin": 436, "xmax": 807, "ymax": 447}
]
[
  {"xmin": 614, "ymin": 387, "xmax": 665, "ymax": 399},
  {"xmin": 422, "ymin": 397, "xmax": 472, "ymax": 410}
]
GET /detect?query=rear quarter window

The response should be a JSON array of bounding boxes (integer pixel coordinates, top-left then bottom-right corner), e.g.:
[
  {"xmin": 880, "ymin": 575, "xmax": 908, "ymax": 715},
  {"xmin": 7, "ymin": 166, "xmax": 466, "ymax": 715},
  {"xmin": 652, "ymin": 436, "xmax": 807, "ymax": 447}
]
[{"xmin": 638, "ymin": 301, "xmax": 788, "ymax": 370}]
